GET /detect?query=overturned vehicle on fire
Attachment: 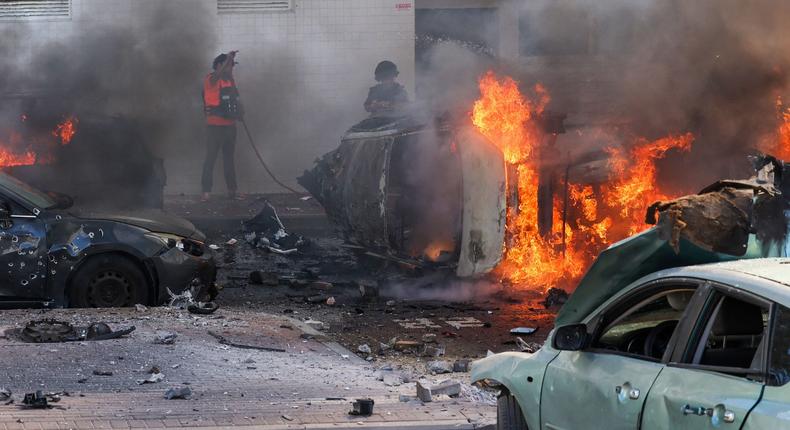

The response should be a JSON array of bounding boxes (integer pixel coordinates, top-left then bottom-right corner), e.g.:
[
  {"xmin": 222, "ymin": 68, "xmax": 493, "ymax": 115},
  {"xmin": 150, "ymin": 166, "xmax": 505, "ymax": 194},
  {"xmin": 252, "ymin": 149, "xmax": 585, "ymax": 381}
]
[
  {"xmin": 298, "ymin": 112, "xmax": 566, "ymax": 277},
  {"xmin": 0, "ymin": 171, "xmax": 216, "ymax": 308}
]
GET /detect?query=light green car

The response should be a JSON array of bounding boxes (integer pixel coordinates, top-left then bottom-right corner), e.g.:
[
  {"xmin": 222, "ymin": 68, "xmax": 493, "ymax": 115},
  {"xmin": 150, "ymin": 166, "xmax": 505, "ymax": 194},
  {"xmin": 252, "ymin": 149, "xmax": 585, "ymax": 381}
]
[{"xmin": 472, "ymin": 229, "xmax": 790, "ymax": 429}]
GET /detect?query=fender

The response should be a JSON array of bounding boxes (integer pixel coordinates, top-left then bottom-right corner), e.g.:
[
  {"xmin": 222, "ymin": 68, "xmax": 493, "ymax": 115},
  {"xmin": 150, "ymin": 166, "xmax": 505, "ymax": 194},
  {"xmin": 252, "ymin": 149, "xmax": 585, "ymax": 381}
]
[{"xmin": 471, "ymin": 344, "xmax": 560, "ymax": 430}]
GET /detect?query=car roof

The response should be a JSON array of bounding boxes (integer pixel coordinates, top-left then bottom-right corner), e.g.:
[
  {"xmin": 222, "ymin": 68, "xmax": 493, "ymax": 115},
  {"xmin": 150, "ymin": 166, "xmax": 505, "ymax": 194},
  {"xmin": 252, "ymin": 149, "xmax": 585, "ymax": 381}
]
[
  {"xmin": 677, "ymin": 258, "xmax": 790, "ymax": 287},
  {"xmin": 625, "ymin": 257, "xmax": 790, "ymax": 306}
]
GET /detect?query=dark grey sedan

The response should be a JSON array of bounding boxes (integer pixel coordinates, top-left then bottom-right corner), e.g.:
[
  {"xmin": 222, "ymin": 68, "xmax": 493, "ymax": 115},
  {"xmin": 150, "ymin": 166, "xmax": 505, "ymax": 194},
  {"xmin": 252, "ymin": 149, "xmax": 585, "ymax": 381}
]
[{"xmin": 0, "ymin": 172, "xmax": 216, "ymax": 308}]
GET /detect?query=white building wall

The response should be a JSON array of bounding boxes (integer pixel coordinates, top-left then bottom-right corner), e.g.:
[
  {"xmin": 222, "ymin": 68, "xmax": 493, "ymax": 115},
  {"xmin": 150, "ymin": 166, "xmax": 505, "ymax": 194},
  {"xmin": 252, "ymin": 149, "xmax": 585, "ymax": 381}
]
[{"xmin": 1, "ymin": 0, "xmax": 415, "ymax": 195}]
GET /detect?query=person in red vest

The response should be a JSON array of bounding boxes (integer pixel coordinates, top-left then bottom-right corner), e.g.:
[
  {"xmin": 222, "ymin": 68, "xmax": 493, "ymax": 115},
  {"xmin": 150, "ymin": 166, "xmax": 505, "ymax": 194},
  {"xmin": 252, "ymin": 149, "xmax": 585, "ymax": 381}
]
[{"xmin": 202, "ymin": 51, "xmax": 244, "ymax": 201}]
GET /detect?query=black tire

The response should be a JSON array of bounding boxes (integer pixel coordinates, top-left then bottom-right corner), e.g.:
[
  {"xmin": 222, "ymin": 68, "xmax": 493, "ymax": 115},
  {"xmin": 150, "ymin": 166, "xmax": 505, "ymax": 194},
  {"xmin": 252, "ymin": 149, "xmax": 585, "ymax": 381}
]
[
  {"xmin": 497, "ymin": 392, "xmax": 528, "ymax": 430},
  {"xmin": 68, "ymin": 254, "xmax": 149, "ymax": 308}
]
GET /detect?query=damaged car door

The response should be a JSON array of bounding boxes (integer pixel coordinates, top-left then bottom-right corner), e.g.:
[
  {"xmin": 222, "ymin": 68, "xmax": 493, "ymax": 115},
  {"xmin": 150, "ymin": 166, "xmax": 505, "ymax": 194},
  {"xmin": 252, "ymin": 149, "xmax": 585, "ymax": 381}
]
[
  {"xmin": 0, "ymin": 194, "xmax": 47, "ymax": 301},
  {"xmin": 641, "ymin": 285, "xmax": 769, "ymax": 429},
  {"xmin": 541, "ymin": 282, "xmax": 701, "ymax": 430}
]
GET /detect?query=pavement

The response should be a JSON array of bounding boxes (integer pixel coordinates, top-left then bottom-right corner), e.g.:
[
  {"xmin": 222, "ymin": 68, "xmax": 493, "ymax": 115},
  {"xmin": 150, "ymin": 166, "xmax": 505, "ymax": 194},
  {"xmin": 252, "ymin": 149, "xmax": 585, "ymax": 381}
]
[{"xmin": 0, "ymin": 307, "xmax": 496, "ymax": 430}]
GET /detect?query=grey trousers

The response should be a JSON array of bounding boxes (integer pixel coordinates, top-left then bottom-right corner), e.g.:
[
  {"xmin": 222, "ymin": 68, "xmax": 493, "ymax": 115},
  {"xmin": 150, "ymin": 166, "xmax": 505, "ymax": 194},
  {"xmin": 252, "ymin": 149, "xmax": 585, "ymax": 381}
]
[{"xmin": 201, "ymin": 125, "xmax": 237, "ymax": 193}]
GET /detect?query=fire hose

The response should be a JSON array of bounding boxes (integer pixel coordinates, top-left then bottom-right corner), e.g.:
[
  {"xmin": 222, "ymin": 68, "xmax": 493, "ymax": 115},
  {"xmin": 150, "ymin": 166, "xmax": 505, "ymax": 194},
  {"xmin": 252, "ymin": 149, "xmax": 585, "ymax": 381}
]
[{"xmin": 239, "ymin": 118, "xmax": 301, "ymax": 194}]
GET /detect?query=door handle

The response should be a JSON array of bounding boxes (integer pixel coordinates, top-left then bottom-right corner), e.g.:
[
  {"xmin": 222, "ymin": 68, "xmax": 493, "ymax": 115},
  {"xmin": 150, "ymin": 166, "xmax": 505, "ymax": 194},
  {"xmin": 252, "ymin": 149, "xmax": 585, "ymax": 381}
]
[
  {"xmin": 682, "ymin": 404, "xmax": 736, "ymax": 424},
  {"xmin": 615, "ymin": 383, "xmax": 640, "ymax": 400},
  {"xmin": 682, "ymin": 404, "xmax": 706, "ymax": 416}
]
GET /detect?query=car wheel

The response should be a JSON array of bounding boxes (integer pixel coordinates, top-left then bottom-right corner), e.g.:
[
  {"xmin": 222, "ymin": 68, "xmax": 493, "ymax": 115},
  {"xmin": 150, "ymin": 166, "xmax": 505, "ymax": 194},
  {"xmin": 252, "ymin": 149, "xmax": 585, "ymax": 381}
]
[
  {"xmin": 69, "ymin": 254, "xmax": 149, "ymax": 308},
  {"xmin": 497, "ymin": 392, "xmax": 528, "ymax": 430}
]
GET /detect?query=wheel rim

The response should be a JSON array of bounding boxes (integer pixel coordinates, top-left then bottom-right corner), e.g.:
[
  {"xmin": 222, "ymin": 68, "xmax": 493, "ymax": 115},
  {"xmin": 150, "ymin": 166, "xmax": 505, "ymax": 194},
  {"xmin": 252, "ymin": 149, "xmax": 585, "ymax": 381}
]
[{"xmin": 87, "ymin": 270, "xmax": 132, "ymax": 307}]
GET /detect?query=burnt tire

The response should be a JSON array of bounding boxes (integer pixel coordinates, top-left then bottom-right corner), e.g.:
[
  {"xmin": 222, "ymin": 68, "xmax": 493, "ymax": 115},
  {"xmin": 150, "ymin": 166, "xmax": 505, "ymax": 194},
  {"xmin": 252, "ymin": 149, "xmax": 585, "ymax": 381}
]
[
  {"xmin": 68, "ymin": 254, "xmax": 149, "ymax": 308},
  {"xmin": 497, "ymin": 392, "xmax": 528, "ymax": 430}
]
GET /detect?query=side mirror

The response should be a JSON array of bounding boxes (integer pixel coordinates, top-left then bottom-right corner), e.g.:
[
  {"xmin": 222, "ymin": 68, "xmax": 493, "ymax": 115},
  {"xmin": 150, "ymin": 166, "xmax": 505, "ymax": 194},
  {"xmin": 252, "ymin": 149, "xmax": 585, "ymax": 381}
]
[{"xmin": 552, "ymin": 324, "xmax": 589, "ymax": 351}]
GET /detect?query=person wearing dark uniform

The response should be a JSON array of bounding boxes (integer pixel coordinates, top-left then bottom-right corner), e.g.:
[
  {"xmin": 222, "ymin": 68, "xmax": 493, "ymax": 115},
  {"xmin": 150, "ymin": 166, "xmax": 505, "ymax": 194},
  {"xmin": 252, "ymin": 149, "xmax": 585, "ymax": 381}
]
[
  {"xmin": 364, "ymin": 60, "xmax": 409, "ymax": 115},
  {"xmin": 202, "ymin": 51, "xmax": 244, "ymax": 201}
]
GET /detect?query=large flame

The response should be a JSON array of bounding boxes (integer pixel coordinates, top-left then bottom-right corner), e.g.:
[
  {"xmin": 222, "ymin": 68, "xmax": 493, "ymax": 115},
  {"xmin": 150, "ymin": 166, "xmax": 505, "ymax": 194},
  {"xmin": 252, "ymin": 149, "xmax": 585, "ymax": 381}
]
[
  {"xmin": 763, "ymin": 96, "xmax": 790, "ymax": 160},
  {"xmin": 0, "ymin": 115, "xmax": 78, "ymax": 168},
  {"xmin": 472, "ymin": 72, "xmax": 693, "ymax": 288}
]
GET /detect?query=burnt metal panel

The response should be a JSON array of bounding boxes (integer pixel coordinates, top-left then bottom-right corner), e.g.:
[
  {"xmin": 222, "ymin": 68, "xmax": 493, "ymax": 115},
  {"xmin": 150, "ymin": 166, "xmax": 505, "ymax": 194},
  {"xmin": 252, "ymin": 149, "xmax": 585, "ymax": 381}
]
[
  {"xmin": 298, "ymin": 135, "xmax": 394, "ymax": 251},
  {"xmin": 456, "ymin": 126, "xmax": 506, "ymax": 277}
]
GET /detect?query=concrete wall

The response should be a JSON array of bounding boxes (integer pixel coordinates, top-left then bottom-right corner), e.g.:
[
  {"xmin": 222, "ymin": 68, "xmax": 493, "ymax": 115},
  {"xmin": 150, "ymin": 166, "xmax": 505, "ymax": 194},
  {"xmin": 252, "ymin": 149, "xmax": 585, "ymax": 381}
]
[{"xmin": 1, "ymin": 0, "xmax": 415, "ymax": 195}]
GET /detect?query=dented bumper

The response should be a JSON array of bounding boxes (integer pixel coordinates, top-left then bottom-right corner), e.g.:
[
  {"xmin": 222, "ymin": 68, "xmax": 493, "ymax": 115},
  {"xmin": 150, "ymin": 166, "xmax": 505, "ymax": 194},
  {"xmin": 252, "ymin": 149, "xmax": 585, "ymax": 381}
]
[{"xmin": 150, "ymin": 246, "xmax": 217, "ymax": 304}]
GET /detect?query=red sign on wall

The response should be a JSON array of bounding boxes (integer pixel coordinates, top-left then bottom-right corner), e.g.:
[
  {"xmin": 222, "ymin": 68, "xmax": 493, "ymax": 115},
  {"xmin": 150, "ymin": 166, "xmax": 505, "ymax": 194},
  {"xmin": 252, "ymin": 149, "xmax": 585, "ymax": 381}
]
[{"xmin": 396, "ymin": 3, "xmax": 412, "ymax": 11}]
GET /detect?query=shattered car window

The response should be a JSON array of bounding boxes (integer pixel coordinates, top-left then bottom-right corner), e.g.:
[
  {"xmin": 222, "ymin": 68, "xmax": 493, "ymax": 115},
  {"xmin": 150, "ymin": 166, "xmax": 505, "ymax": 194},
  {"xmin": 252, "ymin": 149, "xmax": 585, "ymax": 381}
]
[
  {"xmin": 0, "ymin": 172, "xmax": 55, "ymax": 210},
  {"xmin": 596, "ymin": 289, "xmax": 693, "ymax": 359}
]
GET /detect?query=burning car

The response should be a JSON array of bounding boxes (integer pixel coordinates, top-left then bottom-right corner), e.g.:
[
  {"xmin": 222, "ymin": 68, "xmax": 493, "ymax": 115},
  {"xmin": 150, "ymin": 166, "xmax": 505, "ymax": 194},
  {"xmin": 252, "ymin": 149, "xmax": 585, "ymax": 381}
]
[
  {"xmin": 0, "ymin": 171, "xmax": 215, "ymax": 308},
  {"xmin": 299, "ymin": 73, "xmax": 695, "ymax": 287}
]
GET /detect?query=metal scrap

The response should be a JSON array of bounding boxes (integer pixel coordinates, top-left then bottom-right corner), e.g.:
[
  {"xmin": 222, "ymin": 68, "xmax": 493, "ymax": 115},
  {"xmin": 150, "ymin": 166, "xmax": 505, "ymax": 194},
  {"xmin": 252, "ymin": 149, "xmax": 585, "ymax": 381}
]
[{"xmin": 207, "ymin": 330, "xmax": 286, "ymax": 352}]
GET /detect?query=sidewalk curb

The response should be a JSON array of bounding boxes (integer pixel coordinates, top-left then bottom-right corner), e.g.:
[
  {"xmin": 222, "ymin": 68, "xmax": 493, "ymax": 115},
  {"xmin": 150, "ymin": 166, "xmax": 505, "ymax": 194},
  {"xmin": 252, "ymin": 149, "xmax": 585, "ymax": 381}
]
[{"xmin": 140, "ymin": 420, "xmax": 493, "ymax": 429}]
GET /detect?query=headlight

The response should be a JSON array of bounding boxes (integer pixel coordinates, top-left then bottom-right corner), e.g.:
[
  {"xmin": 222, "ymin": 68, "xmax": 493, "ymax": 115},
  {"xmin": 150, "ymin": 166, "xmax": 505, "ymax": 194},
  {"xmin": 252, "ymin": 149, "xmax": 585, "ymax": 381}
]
[{"xmin": 145, "ymin": 232, "xmax": 205, "ymax": 257}]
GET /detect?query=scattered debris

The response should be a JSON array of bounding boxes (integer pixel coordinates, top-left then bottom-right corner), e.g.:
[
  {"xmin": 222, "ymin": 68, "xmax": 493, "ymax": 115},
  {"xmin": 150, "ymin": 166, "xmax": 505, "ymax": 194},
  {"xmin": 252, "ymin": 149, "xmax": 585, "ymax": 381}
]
[
  {"xmin": 243, "ymin": 201, "xmax": 305, "ymax": 254},
  {"xmin": 154, "ymin": 331, "xmax": 177, "ymax": 345},
  {"xmin": 381, "ymin": 372, "xmax": 405, "ymax": 387},
  {"xmin": 92, "ymin": 369, "xmax": 113, "ymax": 376},
  {"xmin": 304, "ymin": 319, "xmax": 326, "ymax": 331},
  {"xmin": 326, "ymin": 296, "xmax": 336, "ymax": 305},
  {"xmin": 421, "ymin": 344, "xmax": 446, "ymax": 358},
  {"xmin": 510, "ymin": 327, "xmax": 537, "ymax": 335},
  {"xmin": 167, "ymin": 288, "xmax": 195, "ymax": 308},
  {"xmin": 187, "ymin": 302, "xmax": 219, "ymax": 315},
  {"xmin": 164, "ymin": 387, "xmax": 192, "ymax": 400},
  {"xmin": 20, "ymin": 320, "xmax": 75, "ymax": 343},
  {"xmin": 460, "ymin": 383, "xmax": 498, "ymax": 405},
  {"xmin": 394, "ymin": 340, "xmax": 421, "ymax": 351},
  {"xmin": 445, "ymin": 317, "xmax": 485, "ymax": 329},
  {"xmin": 281, "ymin": 414, "xmax": 294, "ymax": 422},
  {"xmin": 0, "ymin": 388, "xmax": 11, "ymax": 402},
  {"xmin": 208, "ymin": 331, "xmax": 286, "ymax": 352},
  {"xmin": 427, "ymin": 360, "xmax": 453, "ymax": 374},
  {"xmin": 310, "ymin": 281, "xmax": 333, "ymax": 290},
  {"xmin": 21, "ymin": 391, "xmax": 48, "ymax": 409},
  {"xmin": 306, "ymin": 294, "xmax": 328, "ymax": 304},
  {"xmin": 357, "ymin": 344, "xmax": 371, "ymax": 355},
  {"xmin": 543, "ymin": 288, "xmax": 569, "ymax": 308},
  {"xmin": 135, "ymin": 304, "xmax": 147, "ymax": 312},
  {"xmin": 416, "ymin": 380, "xmax": 462, "ymax": 402},
  {"xmin": 226, "ymin": 238, "xmax": 238, "ymax": 246},
  {"xmin": 516, "ymin": 337, "xmax": 542, "ymax": 353},
  {"xmin": 421, "ymin": 333, "xmax": 437, "ymax": 343},
  {"xmin": 348, "ymin": 398, "xmax": 374, "ymax": 416},
  {"xmin": 453, "ymin": 360, "xmax": 471, "ymax": 373},
  {"xmin": 136, "ymin": 372, "xmax": 165, "ymax": 385}
]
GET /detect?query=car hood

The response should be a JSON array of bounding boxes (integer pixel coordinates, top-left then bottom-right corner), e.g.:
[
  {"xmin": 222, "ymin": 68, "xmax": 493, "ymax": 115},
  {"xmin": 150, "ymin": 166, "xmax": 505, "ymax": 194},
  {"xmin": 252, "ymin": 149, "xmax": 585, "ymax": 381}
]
[
  {"xmin": 69, "ymin": 210, "xmax": 204, "ymax": 241},
  {"xmin": 555, "ymin": 227, "xmax": 779, "ymax": 326}
]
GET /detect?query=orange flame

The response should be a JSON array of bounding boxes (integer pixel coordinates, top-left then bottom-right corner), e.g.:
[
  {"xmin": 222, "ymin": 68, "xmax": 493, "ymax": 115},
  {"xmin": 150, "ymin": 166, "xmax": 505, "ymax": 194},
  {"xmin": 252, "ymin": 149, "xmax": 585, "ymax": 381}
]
[
  {"xmin": 603, "ymin": 134, "xmax": 694, "ymax": 235},
  {"xmin": 0, "ymin": 115, "xmax": 78, "ymax": 168},
  {"xmin": 471, "ymin": 71, "xmax": 693, "ymax": 289},
  {"xmin": 53, "ymin": 116, "xmax": 78, "ymax": 145}
]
